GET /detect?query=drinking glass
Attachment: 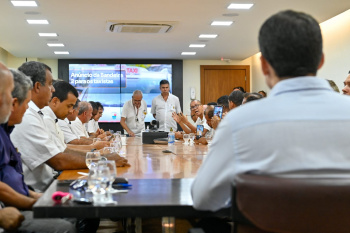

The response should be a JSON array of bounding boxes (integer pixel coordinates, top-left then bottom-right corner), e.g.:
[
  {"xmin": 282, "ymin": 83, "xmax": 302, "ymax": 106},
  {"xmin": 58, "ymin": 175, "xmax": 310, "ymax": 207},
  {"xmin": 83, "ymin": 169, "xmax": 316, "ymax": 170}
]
[
  {"xmin": 183, "ymin": 134, "xmax": 190, "ymax": 145},
  {"xmin": 110, "ymin": 142, "xmax": 122, "ymax": 155},
  {"xmin": 103, "ymin": 147, "xmax": 116, "ymax": 155},
  {"xmin": 98, "ymin": 160, "xmax": 120, "ymax": 193},
  {"xmin": 87, "ymin": 165, "xmax": 112, "ymax": 204},
  {"xmin": 189, "ymin": 133, "xmax": 195, "ymax": 145},
  {"xmin": 92, "ymin": 138, "xmax": 101, "ymax": 144},
  {"xmin": 86, "ymin": 151, "xmax": 101, "ymax": 169},
  {"xmin": 120, "ymin": 135, "xmax": 127, "ymax": 145},
  {"xmin": 205, "ymin": 130, "xmax": 214, "ymax": 146}
]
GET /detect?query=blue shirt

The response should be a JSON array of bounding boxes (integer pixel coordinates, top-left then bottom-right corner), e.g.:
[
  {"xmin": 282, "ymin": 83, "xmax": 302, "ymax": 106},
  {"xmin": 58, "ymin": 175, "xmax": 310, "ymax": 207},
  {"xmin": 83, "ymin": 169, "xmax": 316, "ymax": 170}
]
[
  {"xmin": 0, "ymin": 123, "xmax": 29, "ymax": 196},
  {"xmin": 192, "ymin": 77, "xmax": 350, "ymax": 211}
]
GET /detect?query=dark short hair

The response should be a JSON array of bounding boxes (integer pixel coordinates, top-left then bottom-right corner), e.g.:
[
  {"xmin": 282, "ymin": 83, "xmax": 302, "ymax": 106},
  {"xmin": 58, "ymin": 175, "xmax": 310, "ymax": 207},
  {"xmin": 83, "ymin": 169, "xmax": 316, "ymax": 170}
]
[
  {"xmin": 229, "ymin": 90, "xmax": 244, "ymax": 106},
  {"xmin": 95, "ymin": 101, "xmax": 104, "ymax": 110},
  {"xmin": 160, "ymin": 79, "xmax": 169, "ymax": 86},
  {"xmin": 217, "ymin": 95, "xmax": 229, "ymax": 109},
  {"xmin": 233, "ymin": 86, "xmax": 245, "ymax": 93},
  {"xmin": 243, "ymin": 92, "xmax": 263, "ymax": 103},
  {"xmin": 73, "ymin": 99, "xmax": 80, "ymax": 110},
  {"xmin": 207, "ymin": 102, "xmax": 217, "ymax": 106},
  {"xmin": 204, "ymin": 105, "xmax": 215, "ymax": 118},
  {"xmin": 89, "ymin": 101, "xmax": 98, "ymax": 111},
  {"xmin": 259, "ymin": 10, "xmax": 323, "ymax": 78},
  {"xmin": 18, "ymin": 61, "xmax": 52, "ymax": 87},
  {"xmin": 52, "ymin": 81, "xmax": 78, "ymax": 102}
]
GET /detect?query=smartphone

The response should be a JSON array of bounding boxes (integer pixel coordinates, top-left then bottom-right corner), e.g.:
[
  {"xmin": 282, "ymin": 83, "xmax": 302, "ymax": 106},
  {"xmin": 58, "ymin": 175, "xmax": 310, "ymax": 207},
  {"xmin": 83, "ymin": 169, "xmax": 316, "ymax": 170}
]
[
  {"xmin": 196, "ymin": 125, "xmax": 204, "ymax": 138},
  {"xmin": 214, "ymin": 106, "xmax": 223, "ymax": 119}
]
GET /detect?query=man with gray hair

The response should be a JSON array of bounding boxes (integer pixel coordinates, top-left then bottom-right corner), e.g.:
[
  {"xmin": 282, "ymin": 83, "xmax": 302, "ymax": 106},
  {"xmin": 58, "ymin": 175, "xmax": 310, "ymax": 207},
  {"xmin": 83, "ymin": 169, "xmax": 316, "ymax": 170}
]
[
  {"xmin": 0, "ymin": 62, "xmax": 25, "ymax": 232},
  {"xmin": 1, "ymin": 68, "xmax": 76, "ymax": 232},
  {"xmin": 121, "ymin": 90, "xmax": 147, "ymax": 136},
  {"xmin": 71, "ymin": 101, "xmax": 93, "ymax": 138}
]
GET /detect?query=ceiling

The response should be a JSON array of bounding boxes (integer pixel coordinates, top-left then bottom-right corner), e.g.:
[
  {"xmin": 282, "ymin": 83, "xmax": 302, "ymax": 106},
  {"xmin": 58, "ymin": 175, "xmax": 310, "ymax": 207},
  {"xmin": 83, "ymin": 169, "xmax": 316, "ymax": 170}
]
[{"xmin": 0, "ymin": 0, "xmax": 349, "ymax": 60}]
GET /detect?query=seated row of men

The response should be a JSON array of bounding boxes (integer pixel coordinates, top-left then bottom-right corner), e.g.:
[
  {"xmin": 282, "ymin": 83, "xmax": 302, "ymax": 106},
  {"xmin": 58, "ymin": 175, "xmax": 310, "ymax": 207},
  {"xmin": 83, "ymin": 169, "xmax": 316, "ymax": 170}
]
[{"xmin": 0, "ymin": 61, "xmax": 128, "ymax": 232}]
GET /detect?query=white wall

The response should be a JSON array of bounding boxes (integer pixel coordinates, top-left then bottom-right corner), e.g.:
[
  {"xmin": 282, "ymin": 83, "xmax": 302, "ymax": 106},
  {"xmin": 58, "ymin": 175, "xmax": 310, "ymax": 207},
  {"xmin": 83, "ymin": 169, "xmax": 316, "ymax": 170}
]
[
  {"xmin": 318, "ymin": 9, "xmax": 350, "ymax": 92},
  {"xmin": 251, "ymin": 9, "xmax": 350, "ymax": 94}
]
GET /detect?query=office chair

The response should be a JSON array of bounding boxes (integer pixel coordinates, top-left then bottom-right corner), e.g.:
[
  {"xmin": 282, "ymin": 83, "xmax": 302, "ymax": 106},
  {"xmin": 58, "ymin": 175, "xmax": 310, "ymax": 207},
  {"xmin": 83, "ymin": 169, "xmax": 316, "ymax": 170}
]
[{"xmin": 233, "ymin": 173, "xmax": 350, "ymax": 233}]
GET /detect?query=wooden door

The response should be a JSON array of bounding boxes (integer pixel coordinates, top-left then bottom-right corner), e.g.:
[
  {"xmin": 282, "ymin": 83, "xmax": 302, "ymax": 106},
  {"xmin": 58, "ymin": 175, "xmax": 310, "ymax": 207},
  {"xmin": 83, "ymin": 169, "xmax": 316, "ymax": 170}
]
[{"xmin": 200, "ymin": 65, "xmax": 250, "ymax": 104}]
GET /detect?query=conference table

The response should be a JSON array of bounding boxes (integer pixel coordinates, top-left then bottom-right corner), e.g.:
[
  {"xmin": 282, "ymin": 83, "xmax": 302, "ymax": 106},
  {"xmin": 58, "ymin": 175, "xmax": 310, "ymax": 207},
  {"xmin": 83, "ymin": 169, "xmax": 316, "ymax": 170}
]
[{"xmin": 33, "ymin": 137, "xmax": 229, "ymax": 232}]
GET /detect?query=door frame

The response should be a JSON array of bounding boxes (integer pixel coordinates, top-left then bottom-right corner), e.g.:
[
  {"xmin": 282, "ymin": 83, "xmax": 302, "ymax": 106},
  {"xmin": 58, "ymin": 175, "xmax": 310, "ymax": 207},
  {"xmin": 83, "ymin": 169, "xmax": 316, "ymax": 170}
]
[{"xmin": 200, "ymin": 65, "xmax": 250, "ymax": 104}]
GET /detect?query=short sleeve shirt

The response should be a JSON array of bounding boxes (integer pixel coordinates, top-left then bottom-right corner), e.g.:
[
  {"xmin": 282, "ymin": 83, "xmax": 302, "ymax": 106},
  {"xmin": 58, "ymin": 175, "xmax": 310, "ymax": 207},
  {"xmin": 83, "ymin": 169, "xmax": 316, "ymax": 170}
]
[
  {"xmin": 42, "ymin": 106, "xmax": 67, "ymax": 152},
  {"xmin": 58, "ymin": 118, "xmax": 79, "ymax": 143},
  {"xmin": 10, "ymin": 101, "xmax": 60, "ymax": 192},
  {"xmin": 71, "ymin": 117, "xmax": 89, "ymax": 138},
  {"xmin": 121, "ymin": 99, "xmax": 147, "ymax": 136},
  {"xmin": 87, "ymin": 119, "xmax": 99, "ymax": 134},
  {"xmin": 151, "ymin": 94, "xmax": 181, "ymax": 132}
]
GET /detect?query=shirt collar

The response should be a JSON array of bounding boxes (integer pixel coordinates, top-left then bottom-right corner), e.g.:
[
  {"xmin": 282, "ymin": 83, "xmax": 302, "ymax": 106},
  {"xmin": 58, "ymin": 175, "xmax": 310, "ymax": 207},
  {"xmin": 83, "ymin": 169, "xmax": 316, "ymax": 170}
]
[
  {"xmin": 28, "ymin": 100, "xmax": 41, "ymax": 112},
  {"xmin": 42, "ymin": 106, "xmax": 58, "ymax": 122},
  {"xmin": 269, "ymin": 77, "xmax": 332, "ymax": 97}
]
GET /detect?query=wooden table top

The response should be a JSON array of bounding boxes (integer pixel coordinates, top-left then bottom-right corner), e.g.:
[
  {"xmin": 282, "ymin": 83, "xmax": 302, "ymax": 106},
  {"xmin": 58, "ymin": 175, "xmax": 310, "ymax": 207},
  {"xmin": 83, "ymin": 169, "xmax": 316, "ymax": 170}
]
[{"xmin": 58, "ymin": 137, "xmax": 209, "ymax": 180}]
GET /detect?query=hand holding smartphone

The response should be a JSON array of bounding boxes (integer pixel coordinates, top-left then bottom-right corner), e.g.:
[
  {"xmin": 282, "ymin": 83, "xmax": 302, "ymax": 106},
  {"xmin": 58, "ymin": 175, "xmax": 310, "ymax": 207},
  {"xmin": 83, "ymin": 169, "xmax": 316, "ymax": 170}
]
[{"xmin": 213, "ymin": 106, "xmax": 223, "ymax": 119}]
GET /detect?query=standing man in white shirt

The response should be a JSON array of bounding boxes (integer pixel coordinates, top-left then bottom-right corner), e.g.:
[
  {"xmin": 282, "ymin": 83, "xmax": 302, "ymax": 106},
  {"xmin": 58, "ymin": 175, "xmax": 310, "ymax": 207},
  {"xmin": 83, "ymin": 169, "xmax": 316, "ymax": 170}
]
[
  {"xmin": 121, "ymin": 90, "xmax": 147, "ymax": 137},
  {"xmin": 151, "ymin": 80, "xmax": 181, "ymax": 132}
]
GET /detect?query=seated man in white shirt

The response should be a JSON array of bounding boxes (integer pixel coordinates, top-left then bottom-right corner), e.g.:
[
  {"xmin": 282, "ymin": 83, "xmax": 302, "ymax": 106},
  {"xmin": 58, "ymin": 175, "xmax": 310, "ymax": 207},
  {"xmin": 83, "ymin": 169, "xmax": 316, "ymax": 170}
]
[
  {"xmin": 58, "ymin": 99, "xmax": 96, "ymax": 145},
  {"xmin": 11, "ymin": 61, "xmax": 127, "ymax": 192},
  {"xmin": 192, "ymin": 10, "xmax": 350, "ymax": 215},
  {"xmin": 71, "ymin": 101, "xmax": 105, "ymax": 139},
  {"xmin": 44, "ymin": 81, "xmax": 109, "ymax": 151},
  {"xmin": 173, "ymin": 100, "xmax": 210, "ymax": 138},
  {"xmin": 120, "ymin": 90, "xmax": 147, "ymax": 137}
]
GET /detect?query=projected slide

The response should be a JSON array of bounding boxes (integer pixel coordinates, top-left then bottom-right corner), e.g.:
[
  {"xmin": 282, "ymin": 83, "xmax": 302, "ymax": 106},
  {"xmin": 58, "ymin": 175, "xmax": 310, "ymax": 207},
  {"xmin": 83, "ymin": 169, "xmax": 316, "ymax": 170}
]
[{"xmin": 69, "ymin": 64, "xmax": 172, "ymax": 122}]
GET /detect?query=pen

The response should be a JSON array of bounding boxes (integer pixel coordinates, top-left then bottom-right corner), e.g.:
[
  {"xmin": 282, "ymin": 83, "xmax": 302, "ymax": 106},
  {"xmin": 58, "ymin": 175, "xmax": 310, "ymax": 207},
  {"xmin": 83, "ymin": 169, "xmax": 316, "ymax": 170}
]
[{"xmin": 114, "ymin": 184, "xmax": 132, "ymax": 187}]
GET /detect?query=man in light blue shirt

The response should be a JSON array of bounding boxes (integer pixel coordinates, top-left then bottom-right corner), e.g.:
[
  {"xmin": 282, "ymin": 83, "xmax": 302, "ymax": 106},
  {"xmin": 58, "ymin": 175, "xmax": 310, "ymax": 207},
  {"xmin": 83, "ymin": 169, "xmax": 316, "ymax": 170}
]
[{"xmin": 192, "ymin": 10, "xmax": 350, "ymax": 212}]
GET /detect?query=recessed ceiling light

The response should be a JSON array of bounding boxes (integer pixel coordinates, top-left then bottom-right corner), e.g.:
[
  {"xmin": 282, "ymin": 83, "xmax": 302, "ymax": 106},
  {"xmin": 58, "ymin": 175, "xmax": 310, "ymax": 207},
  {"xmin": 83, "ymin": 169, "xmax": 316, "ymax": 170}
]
[
  {"xmin": 189, "ymin": 44, "xmax": 206, "ymax": 48},
  {"xmin": 38, "ymin": 33, "xmax": 57, "ymax": 37},
  {"xmin": 228, "ymin": 3, "xmax": 254, "ymax": 9},
  {"xmin": 199, "ymin": 34, "xmax": 218, "ymax": 39},
  {"xmin": 47, "ymin": 43, "xmax": 64, "ymax": 47},
  {"xmin": 211, "ymin": 21, "xmax": 233, "ymax": 26},
  {"xmin": 54, "ymin": 51, "xmax": 69, "ymax": 55},
  {"xmin": 181, "ymin": 52, "xmax": 196, "ymax": 55},
  {"xmin": 27, "ymin": 19, "xmax": 49, "ymax": 24},
  {"xmin": 11, "ymin": 1, "xmax": 37, "ymax": 7}
]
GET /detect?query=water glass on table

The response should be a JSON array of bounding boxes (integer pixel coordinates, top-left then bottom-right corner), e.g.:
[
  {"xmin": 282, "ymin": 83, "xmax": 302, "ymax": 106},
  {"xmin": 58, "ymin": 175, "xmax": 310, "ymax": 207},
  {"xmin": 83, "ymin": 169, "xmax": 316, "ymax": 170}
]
[
  {"xmin": 205, "ymin": 131, "xmax": 214, "ymax": 146},
  {"xmin": 189, "ymin": 133, "xmax": 195, "ymax": 145},
  {"xmin": 183, "ymin": 134, "xmax": 190, "ymax": 145},
  {"xmin": 88, "ymin": 165, "xmax": 113, "ymax": 204},
  {"xmin": 86, "ymin": 151, "xmax": 101, "ymax": 169},
  {"xmin": 98, "ymin": 160, "xmax": 125, "ymax": 193}
]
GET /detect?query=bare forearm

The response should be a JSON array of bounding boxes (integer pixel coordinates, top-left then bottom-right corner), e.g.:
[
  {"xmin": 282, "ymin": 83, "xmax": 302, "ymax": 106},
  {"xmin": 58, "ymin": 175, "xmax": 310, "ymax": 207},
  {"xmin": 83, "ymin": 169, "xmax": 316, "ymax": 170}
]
[
  {"xmin": 120, "ymin": 119, "xmax": 133, "ymax": 134},
  {"xmin": 68, "ymin": 137, "xmax": 93, "ymax": 145},
  {"xmin": 179, "ymin": 122, "xmax": 191, "ymax": 134},
  {"xmin": 67, "ymin": 144, "xmax": 94, "ymax": 151},
  {"xmin": 0, "ymin": 182, "xmax": 36, "ymax": 210},
  {"xmin": 46, "ymin": 151, "xmax": 87, "ymax": 170}
]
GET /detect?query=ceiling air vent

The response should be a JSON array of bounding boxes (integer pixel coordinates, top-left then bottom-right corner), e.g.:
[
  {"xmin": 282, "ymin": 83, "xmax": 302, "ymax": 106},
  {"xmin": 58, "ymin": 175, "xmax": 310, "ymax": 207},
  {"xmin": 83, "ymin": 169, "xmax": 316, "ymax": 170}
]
[{"xmin": 108, "ymin": 23, "xmax": 172, "ymax": 34}]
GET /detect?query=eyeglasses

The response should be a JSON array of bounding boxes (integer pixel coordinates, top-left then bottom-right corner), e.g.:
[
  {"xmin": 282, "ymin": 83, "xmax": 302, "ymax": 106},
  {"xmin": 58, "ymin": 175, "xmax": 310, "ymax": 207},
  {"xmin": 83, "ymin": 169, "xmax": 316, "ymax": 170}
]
[{"xmin": 190, "ymin": 104, "xmax": 201, "ymax": 110}]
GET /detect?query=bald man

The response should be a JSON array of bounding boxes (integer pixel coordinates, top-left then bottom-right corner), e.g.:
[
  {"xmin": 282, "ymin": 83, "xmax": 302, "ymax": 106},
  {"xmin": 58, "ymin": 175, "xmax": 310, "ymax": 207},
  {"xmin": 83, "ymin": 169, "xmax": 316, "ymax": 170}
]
[{"xmin": 121, "ymin": 90, "xmax": 147, "ymax": 137}]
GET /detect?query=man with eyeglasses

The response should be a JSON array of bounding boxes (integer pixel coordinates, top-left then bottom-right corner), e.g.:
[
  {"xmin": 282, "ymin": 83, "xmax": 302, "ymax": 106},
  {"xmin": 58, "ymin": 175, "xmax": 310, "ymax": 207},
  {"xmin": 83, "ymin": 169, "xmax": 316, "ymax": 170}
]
[
  {"xmin": 173, "ymin": 100, "xmax": 210, "ymax": 137},
  {"xmin": 121, "ymin": 90, "xmax": 147, "ymax": 137}
]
